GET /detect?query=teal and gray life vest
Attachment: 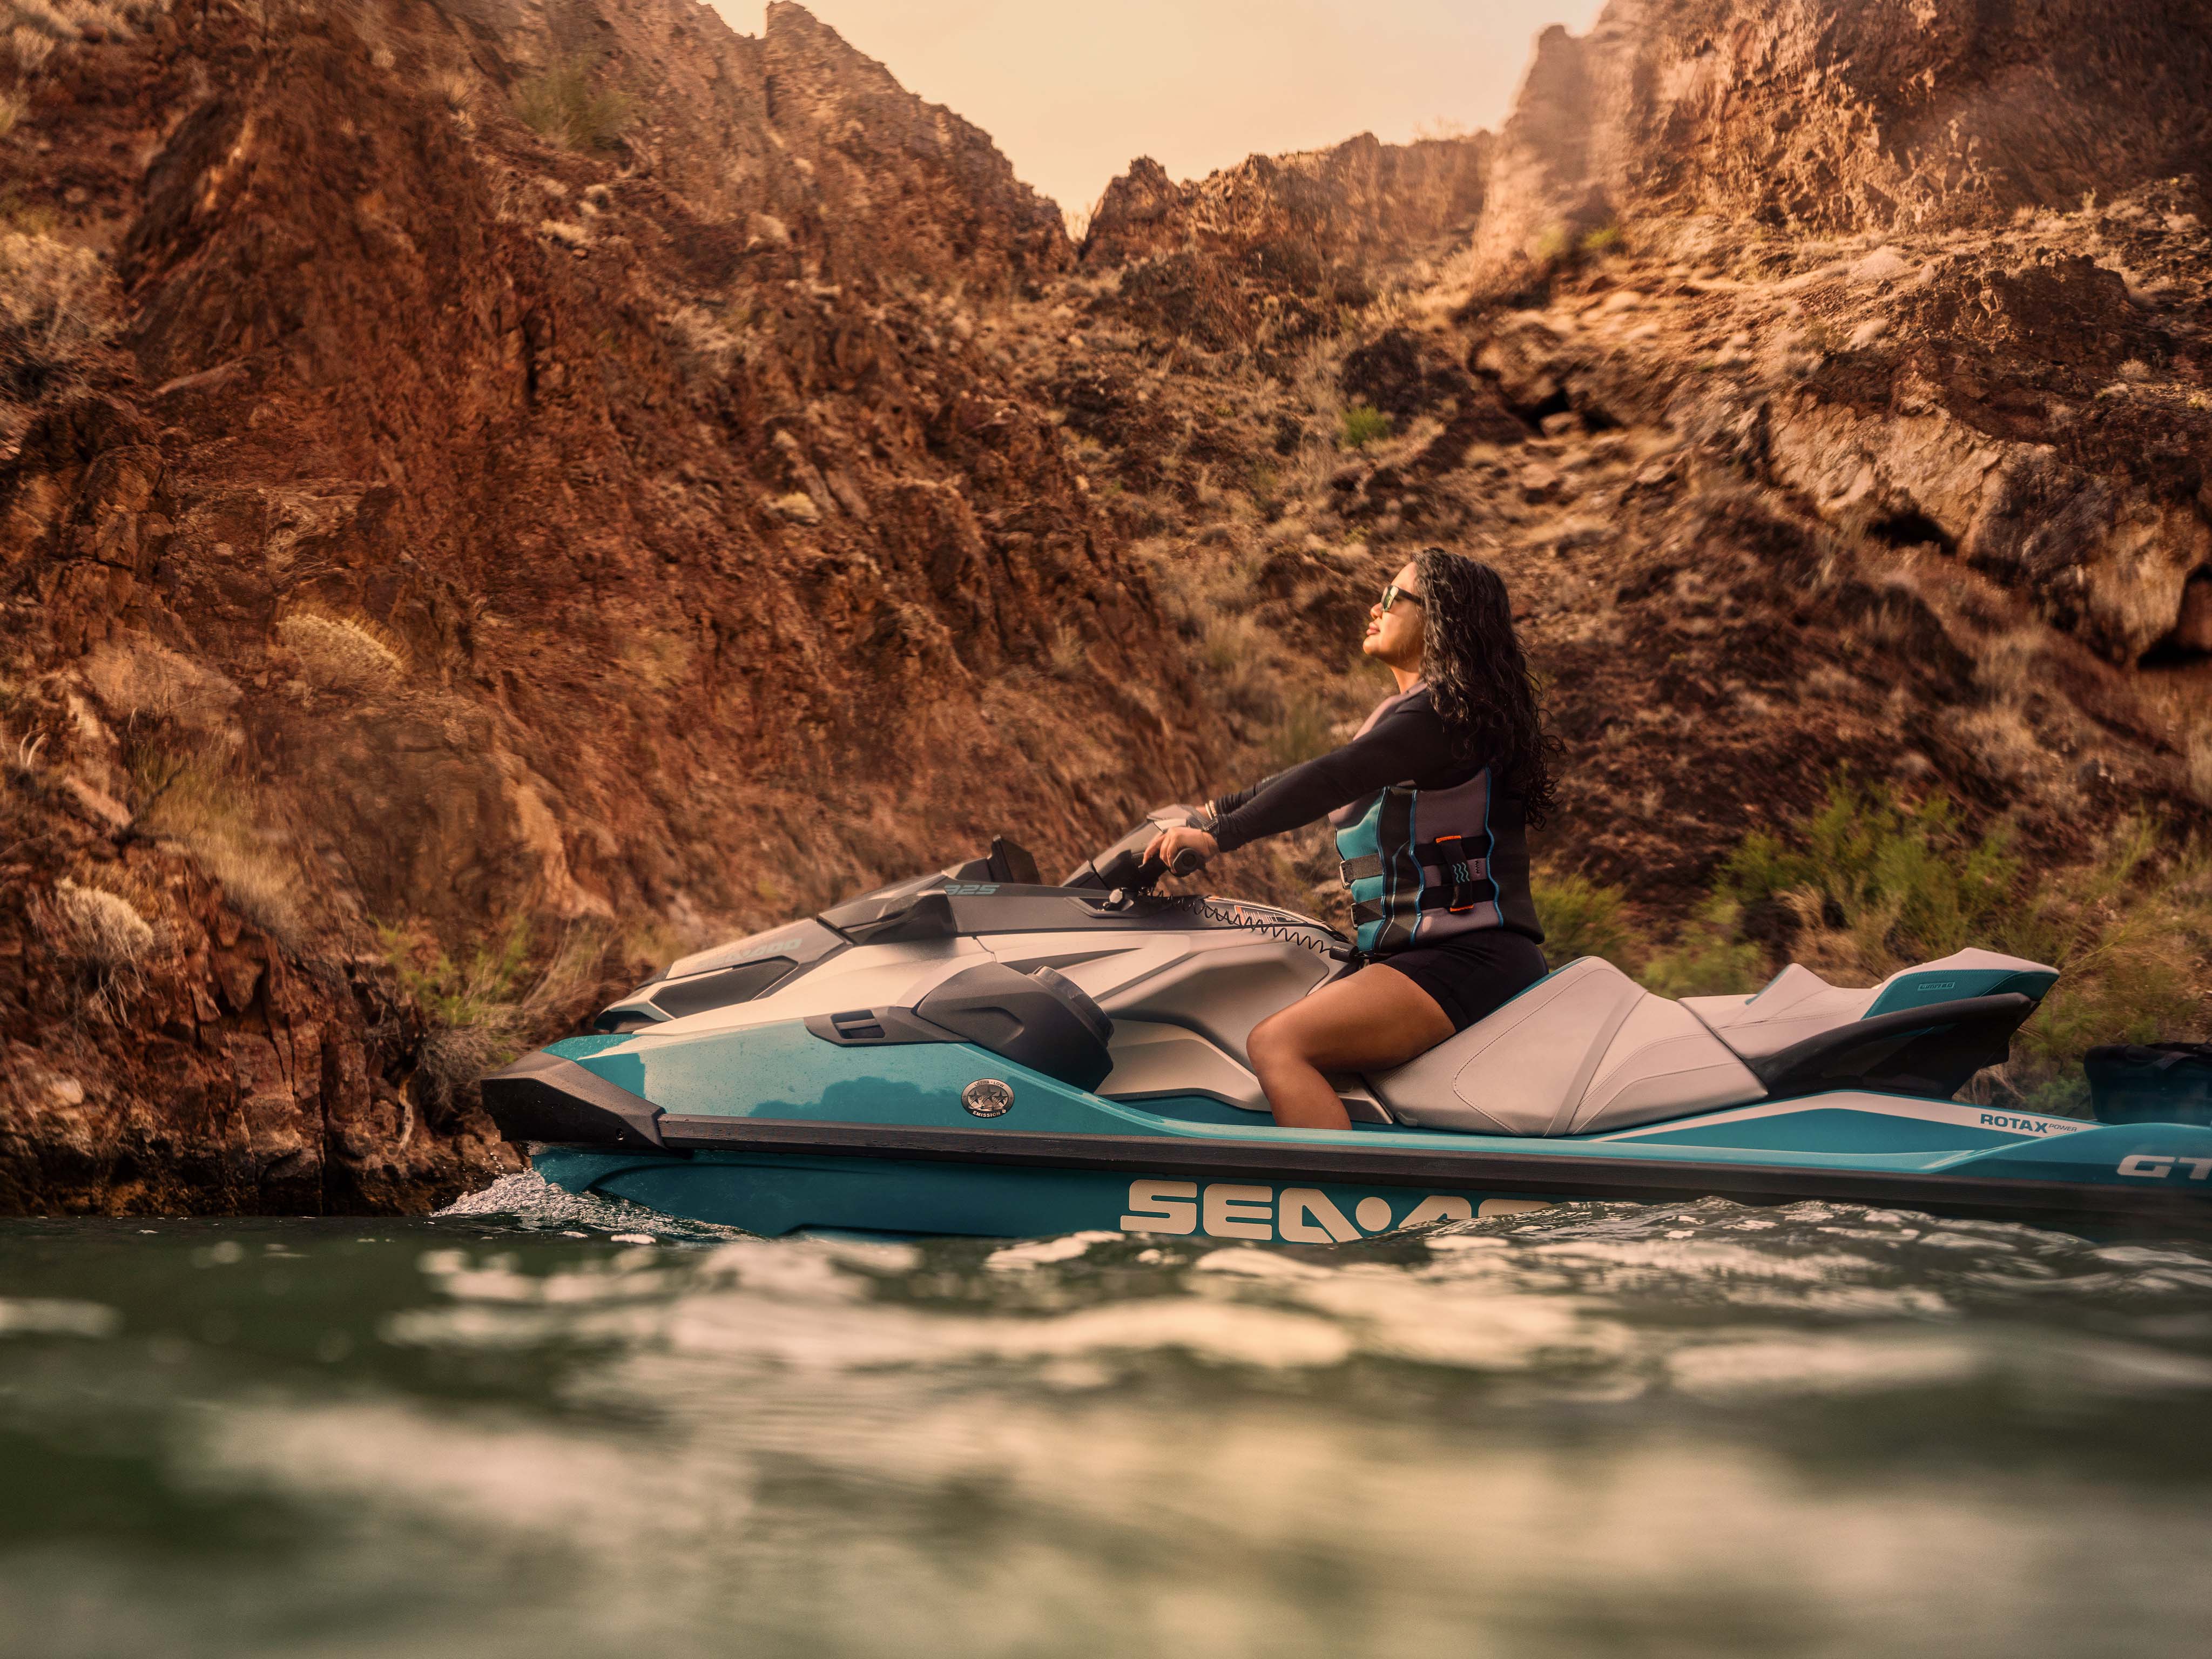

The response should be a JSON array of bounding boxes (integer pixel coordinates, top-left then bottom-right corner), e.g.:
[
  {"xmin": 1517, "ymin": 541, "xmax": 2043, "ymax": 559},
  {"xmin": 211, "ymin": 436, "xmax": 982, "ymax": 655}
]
[
  {"xmin": 1208, "ymin": 682, "xmax": 1542, "ymax": 956},
  {"xmin": 1332, "ymin": 758, "xmax": 1539, "ymax": 954}
]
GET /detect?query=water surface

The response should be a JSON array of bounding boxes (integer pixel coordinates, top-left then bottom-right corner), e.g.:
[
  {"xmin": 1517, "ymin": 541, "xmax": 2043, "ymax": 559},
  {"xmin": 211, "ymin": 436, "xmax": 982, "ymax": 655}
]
[{"xmin": 4, "ymin": 1179, "xmax": 2211, "ymax": 1657}]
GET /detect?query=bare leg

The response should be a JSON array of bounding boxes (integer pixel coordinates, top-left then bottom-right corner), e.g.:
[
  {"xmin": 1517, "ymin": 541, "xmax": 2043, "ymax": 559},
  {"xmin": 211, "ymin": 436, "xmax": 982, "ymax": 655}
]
[{"xmin": 1244, "ymin": 965, "xmax": 1455, "ymax": 1129}]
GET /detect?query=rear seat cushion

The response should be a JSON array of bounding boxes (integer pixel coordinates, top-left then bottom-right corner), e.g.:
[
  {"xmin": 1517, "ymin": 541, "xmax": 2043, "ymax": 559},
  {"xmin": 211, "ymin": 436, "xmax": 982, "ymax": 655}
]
[
  {"xmin": 1682, "ymin": 964, "xmax": 1878, "ymax": 1059},
  {"xmin": 1685, "ymin": 950, "xmax": 2059, "ymax": 1060}
]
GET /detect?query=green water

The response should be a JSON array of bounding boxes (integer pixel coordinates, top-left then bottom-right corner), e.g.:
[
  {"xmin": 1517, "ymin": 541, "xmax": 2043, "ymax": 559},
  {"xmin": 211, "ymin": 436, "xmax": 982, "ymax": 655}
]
[{"xmin": 4, "ymin": 1176, "xmax": 2211, "ymax": 1658}]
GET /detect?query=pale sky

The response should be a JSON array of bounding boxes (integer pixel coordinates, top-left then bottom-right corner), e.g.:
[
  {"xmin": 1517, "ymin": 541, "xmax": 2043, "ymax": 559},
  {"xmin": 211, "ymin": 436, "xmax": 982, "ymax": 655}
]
[{"xmin": 717, "ymin": 1, "xmax": 1608, "ymax": 216}]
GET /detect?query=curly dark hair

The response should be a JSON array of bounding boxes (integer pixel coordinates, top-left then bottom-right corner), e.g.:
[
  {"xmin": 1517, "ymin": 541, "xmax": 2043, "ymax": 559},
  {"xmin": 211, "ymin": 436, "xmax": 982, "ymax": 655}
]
[{"xmin": 1411, "ymin": 548, "xmax": 1560, "ymax": 826}]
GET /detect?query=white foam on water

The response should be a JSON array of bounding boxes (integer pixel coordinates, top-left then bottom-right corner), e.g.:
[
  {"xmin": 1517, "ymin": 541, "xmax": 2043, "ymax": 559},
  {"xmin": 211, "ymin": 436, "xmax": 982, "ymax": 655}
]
[
  {"xmin": 0, "ymin": 1297, "xmax": 121, "ymax": 1338},
  {"xmin": 983, "ymin": 1231, "xmax": 1121, "ymax": 1272}
]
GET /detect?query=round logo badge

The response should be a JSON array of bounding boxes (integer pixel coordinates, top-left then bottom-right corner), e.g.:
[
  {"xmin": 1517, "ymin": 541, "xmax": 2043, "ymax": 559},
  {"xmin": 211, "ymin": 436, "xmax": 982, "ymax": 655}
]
[{"xmin": 962, "ymin": 1078, "xmax": 1014, "ymax": 1118}]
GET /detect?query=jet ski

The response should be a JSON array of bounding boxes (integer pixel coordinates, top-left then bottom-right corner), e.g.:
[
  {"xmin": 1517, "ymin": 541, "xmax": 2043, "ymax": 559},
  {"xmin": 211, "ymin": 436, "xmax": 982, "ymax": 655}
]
[{"xmin": 481, "ymin": 810, "xmax": 2212, "ymax": 1240}]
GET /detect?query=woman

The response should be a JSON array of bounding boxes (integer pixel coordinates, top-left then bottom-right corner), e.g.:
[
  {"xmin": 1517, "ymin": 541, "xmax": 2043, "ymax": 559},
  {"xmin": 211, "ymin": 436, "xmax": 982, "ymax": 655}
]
[{"xmin": 1144, "ymin": 548, "xmax": 1556, "ymax": 1130}]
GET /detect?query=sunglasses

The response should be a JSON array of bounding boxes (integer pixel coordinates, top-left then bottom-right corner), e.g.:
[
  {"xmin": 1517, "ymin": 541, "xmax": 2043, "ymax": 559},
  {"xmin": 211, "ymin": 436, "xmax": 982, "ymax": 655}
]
[{"xmin": 1380, "ymin": 583, "xmax": 1424, "ymax": 612}]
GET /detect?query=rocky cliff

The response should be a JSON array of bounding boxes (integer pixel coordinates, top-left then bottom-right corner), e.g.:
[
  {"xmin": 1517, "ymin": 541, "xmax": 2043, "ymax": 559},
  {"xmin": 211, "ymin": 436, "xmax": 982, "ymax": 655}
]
[
  {"xmin": 2, "ymin": 0, "xmax": 2207, "ymax": 1211},
  {"xmin": 0, "ymin": 0, "xmax": 1201, "ymax": 1212},
  {"xmin": 1058, "ymin": 0, "xmax": 2209, "ymax": 925}
]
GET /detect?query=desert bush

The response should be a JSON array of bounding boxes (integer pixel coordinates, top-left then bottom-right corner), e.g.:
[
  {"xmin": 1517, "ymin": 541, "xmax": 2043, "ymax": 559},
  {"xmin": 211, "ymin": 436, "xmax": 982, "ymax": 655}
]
[
  {"xmin": 132, "ymin": 746, "xmax": 308, "ymax": 946},
  {"xmin": 1044, "ymin": 624, "xmax": 1091, "ymax": 682},
  {"xmin": 51, "ymin": 878, "xmax": 154, "ymax": 969},
  {"xmin": 1532, "ymin": 869, "xmax": 1642, "ymax": 967},
  {"xmin": 1713, "ymin": 781, "xmax": 2018, "ymax": 977},
  {"xmin": 382, "ymin": 915, "xmax": 612, "ymax": 1110},
  {"xmin": 1685, "ymin": 781, "xmax": 2206, "ymax": 1108},
  {"xmin": 1636, "ymin": 897, "xmax": 1769, "ymax": 999},
  {"xmin": 1532, "ymin": 221, "xmax": 1575, "ymax": 265},
  {"xmin": 1338, "ymin": 402, "xmax": 1393, "ymax": 449},
  {"xmin": 1528, "ymin": 781, "xmax": 2210, "ymax": 1108},
  {"xmin": 1984, "ymin": 825, "xmax": 2211, "ymax": 1109},
  {"xmin": 1580, "ymin": 224, "xmax": 1623, "ymax": 257},
  {"xmin": 0, "ymin": 230, "xmax": 114, "ymax": 393},
  {"xmin": 512, "ymin": 57, "xmax": 633, "ymax": 151},
  {"xmin": 275, "ymin": 609, "xmax": 405, "ymax": 694}
]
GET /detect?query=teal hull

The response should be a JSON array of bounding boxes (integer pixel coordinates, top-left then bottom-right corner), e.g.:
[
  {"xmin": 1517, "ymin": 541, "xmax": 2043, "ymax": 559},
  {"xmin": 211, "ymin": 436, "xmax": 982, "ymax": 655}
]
[
  {"xmin": 533, "ymin": 1149, "xmax": 1557, "ymax": 1241},
  {"xmin": 516, "ymin": 1020, "xmax": 2212, "ymax": 1240}
]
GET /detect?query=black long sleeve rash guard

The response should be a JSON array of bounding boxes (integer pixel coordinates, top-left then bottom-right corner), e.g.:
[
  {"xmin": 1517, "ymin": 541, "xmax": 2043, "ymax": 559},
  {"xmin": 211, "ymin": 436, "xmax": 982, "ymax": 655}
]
[{"xmin": 1204, "ymin": 684, "xmax": 1484, "ymax": 855}]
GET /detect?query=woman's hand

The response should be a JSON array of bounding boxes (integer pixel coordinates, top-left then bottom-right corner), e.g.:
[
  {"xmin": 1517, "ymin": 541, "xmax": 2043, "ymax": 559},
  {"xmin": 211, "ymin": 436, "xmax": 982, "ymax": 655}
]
[{"xmin": 1143, "ymin": 824, "xmax": 1219, "ymax": 875}]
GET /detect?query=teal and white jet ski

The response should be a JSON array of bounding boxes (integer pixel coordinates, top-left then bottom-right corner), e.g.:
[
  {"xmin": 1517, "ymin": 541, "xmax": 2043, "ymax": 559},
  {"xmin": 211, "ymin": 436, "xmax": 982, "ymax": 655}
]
[{"xmin": 482, "ymin": 811, "xmax": 2212, "ymax": 1240}]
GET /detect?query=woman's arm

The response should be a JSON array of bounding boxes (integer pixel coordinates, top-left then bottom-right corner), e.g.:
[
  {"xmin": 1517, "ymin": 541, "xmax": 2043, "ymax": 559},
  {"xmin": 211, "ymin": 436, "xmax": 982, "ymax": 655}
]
[{"xmin": 1208, "ymin": 700, "xmax": 1446, "ymax": 854}]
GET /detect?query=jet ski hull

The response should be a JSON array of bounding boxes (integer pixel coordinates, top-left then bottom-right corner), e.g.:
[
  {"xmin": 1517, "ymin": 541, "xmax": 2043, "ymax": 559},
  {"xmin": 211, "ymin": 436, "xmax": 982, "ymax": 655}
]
[{"xmin": 495, "ymin": 1035, "xmax": 2212, "ymax": 1240}]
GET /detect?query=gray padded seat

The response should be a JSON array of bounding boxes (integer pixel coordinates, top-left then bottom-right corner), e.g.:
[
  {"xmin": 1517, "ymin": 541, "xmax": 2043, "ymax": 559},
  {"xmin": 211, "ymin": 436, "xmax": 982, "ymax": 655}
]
[
  {"xmin": 1683, "ymin": 948, "xmax": 2058, "ymax": 1061},
  {"xmin": 1368, "ymin": 957, "xmax": 1765, "ymax": 1136}
]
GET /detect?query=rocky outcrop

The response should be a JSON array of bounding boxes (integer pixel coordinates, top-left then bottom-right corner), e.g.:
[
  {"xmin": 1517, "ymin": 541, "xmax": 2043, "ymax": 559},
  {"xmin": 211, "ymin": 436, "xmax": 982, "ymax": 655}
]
[
  {"xmin": 1084, "ymin": 131, "xmax": 1490, "ymax": 273},
  {"xmin": 0, "ymin": 0, "xmax": 1202, "ymax": 1213},
  {"xmin": 1043, "ymin": 0, "xmax": 2210, "ymax": 910},
  {"xmin": 1473, "ymin": 0, "xmax": 2212, "ymax": 278}
]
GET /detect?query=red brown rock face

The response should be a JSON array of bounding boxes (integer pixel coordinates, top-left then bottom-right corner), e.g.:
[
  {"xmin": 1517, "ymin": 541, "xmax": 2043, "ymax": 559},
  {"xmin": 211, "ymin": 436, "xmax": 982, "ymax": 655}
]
[
  {"xmin": 0, "ymin": 1, "xmax": 1200, "ymax": 1213},
  {"xmin": 1473, "ymin": 0, "xmax": 2212, "ymax": 277}
]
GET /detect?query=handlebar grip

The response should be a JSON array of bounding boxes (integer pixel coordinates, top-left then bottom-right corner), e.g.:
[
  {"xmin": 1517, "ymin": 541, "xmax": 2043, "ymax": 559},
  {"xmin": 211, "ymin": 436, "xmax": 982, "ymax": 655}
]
[{"xmin": 1168, "ymin": 848, "xmax": 1206, "ymax": 876}]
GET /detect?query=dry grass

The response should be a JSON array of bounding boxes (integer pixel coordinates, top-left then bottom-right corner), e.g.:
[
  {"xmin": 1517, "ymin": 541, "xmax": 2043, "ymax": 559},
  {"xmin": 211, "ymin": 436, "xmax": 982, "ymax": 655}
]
[
  {"xmin": 0, "ymin": 230, "xmax": 115, "ymax": 391},
  {"xmin": 50, "ymin": 878, "xmax": 154, "ymax": 968},
  {"xmin": 429, "ymin": 68, "xmax": 474, "ymax": 121},
  {"xmin": 274, "ymin": 609, "xmax": 406, "ymax": 694},
  {"xmin": 665, "ymin": 302, "xmax": 747, "ymax": 378},
  {"xmin": 512, "ymin": 57, "xmax": 633, "ymax": 152},
  {"xmin": 381, "ymin": 914, "xmax": 619, "ymax": 1111},
  {"xmin": 44, "ymin": 875, "xmax": 158, "ymax": 1021},
  {"xmin": 82, "ymin": 638, "xmax": 240, "ymax": 733},
  {"xmin": 132, "ymin": 746, "xmax": 309, "ymax": 948}
]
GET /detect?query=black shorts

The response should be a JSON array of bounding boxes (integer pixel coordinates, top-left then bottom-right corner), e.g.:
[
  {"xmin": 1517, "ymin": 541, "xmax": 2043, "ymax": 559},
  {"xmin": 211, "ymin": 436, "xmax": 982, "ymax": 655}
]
[{"xmin": 1371, "ymin": 929, "xmax": 1550, "ymax": 1033}]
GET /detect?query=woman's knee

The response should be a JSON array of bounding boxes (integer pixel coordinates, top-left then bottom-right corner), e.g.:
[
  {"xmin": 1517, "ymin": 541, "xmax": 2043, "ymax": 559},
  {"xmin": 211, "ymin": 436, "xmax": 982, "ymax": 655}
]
[{"xmin": 1246, "ymin": 1011, "xmax": 1311, "ymax": 1072}]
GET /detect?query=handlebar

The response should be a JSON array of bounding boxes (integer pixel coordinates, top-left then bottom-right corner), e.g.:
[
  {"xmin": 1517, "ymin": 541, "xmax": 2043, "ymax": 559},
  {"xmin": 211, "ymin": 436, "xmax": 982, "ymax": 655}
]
[{"xmin": 1061, "ymin": 805, "xmax": 1211, "ymax": 893}]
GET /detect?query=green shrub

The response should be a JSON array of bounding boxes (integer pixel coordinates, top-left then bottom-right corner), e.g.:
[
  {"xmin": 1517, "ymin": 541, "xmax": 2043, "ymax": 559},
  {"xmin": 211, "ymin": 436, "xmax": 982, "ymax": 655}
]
[
  {"xmin": 1532, "ymin": 222, "xmax": 1574, "ymax": 265},
  {"xmin": 131, "ymin": 744, "xmax": 308, "ymax": 947},
  {"xmin": 1579, "ymin": 224, "xmax": 1623, "ymax": 258},
  {"xmin": 1676, "ymin": 779, "xmax": 2208, "ymax": 1109},
  {"xmin": 1339, "ymin": 403, "xmax": 1392, "ymax": 449},
  {"xmin": 512, "ymin": 58, "xmax": 634, "ymax": 151},
  {"xmin": 1989, "ymin": 826, "xmax": 2210, "ymax": 1109},
  {"xmin": 1533, "ymin": 869, "xmax": 1642, "ymax": 967},
  {"xmin": 1712, "ymin": 780, "xmax": 2018, "ymax": 971},
  {"xmin": 1638, "ymin": 898, "xmax": 1769, "ymax": 999},
  {"xmin": 1529, "ymin": 780, "xmax": 2210, "ymax": 1108},
  {"xmin": 380, "ymin": 913, "xmax": 536, "ymax": 1032}
]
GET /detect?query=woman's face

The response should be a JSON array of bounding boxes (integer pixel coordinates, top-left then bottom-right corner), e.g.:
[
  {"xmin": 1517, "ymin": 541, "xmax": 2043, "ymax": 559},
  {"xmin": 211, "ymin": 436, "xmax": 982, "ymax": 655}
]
[{"xmin": 1363, "ymin": 561, "xmax": 1425, "ymax": 670}]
